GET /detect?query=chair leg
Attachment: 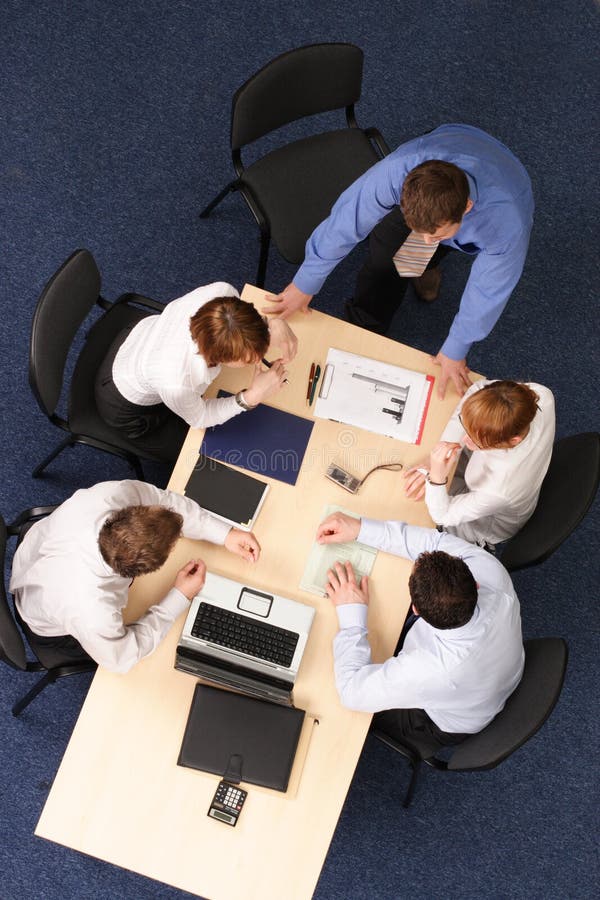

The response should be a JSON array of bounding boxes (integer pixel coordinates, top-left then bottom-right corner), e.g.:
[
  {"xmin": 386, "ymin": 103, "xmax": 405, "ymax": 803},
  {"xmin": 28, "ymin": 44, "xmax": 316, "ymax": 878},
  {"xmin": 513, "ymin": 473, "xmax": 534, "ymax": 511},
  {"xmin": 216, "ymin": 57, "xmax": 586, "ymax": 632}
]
[
  {"xmin": 12, "ymin": 670, "xmax": 58, "ymax": 717},
  {"xmin": 256, "ymin": 230, "xmax": 270, "ymax": 288},
  {"xmin": 199, "ymin": 181, "xmax": 239, "ymax": 218},
  {"xmin": 403, "ymin": 758, "xmax": 421, "ymax": 808},
  {"xmin": 32, "ymin": 436, "xmax": 75, "ymax": 477}
]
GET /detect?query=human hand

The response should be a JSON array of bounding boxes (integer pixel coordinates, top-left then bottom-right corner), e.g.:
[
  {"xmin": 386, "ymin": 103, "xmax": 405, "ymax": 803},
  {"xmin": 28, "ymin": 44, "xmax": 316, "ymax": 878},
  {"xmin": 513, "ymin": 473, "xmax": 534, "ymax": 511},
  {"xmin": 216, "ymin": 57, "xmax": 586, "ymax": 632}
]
[
  {"xmin": 431, "ymin": 352, "xmax": 472, "ymax": 399},
  {"xmin": 224, "ymin": 528, "xmax": 261, "ymax": 563},
  {"xmin": 403, "ymin": 466, "xmax": 428, "ymax": 500},
  {"xmin": 244, "ymin": 359, "xmax": 287, "ymax": 406},
  {"xmin": 316, "ymin": 512, "xmax": 361, "ymax": 545},
  {"xmin": 267, "ymin": 317, "xmax": 298, "ymax": 363},
  {"xmin": 428, "ymin": 441, "xmax": 462, "ymax": 483},
  {"xmin": 262, "ymin": 283, "xmax": 313, "ymax": 319},
  {"xmin": 174, "ymin": 559, "xmax": 207, "ymax": 600},
  {"xmin": 325, "ymin": 561, "xmax": 369, "ymax": 607}
]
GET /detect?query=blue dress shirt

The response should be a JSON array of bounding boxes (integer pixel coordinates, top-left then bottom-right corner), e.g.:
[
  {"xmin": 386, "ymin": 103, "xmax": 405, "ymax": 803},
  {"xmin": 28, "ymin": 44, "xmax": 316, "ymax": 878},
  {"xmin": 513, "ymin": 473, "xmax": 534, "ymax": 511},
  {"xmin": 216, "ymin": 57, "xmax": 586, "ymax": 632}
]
[{"xmin": 293, "ymin": 124, "xmax": 534, "ymax": 360}]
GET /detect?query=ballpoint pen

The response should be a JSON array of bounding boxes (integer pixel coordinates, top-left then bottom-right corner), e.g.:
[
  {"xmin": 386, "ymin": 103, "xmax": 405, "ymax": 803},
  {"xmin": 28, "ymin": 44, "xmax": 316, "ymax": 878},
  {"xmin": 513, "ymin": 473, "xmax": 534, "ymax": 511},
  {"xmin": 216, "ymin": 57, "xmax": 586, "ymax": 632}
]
[
  {"xmin": 308, "ymin": 364, "xmax": 321, "ymax": 406},
  {"xmin": 262, "ymin": 357, "xmax": 289, "ymax": 384},
  {"xmin": 306, "ymin": 362, "xmax": 316, "ymax": 405}
]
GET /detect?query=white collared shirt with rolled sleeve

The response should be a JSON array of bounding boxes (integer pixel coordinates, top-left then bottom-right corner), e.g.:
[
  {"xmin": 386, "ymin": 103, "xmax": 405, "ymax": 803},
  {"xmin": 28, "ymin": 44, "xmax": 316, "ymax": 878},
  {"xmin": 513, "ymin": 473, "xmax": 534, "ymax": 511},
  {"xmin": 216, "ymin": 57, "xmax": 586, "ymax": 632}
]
[
  {"xmin": 10, "ymin": 480, "xmax": 231, "ymax": 674},
  {"xmin": 112, "ymin": 282, "xmax": 245, "ymax": 429},
  {"xmin": 333, "ymin": 519, "xmax": 524, "ymax": 734},
  {"xmin": 424, "ymin": 380, "xmax": 555, "ymax": 546}
]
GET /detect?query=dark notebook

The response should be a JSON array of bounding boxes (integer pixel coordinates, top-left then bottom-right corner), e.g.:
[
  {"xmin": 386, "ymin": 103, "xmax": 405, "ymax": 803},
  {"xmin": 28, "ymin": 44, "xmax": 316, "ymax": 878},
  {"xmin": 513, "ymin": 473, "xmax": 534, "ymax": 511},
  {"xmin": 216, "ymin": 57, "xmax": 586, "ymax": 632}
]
[
  {"xmin": 178, "ymin": 684, "xmax": 305, "ymax": 792},
  {"xmin": 184, "ymin": 454, "xmax": 269, "ymax": 530}
]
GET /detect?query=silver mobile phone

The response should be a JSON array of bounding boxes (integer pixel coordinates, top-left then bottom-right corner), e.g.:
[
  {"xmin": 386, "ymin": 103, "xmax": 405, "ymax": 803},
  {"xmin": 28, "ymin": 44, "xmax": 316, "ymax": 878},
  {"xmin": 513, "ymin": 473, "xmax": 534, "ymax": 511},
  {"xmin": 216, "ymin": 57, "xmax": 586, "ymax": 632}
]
[{"xmin": 325, "ymin": 463, "xmax": 361, "ymax": 494}]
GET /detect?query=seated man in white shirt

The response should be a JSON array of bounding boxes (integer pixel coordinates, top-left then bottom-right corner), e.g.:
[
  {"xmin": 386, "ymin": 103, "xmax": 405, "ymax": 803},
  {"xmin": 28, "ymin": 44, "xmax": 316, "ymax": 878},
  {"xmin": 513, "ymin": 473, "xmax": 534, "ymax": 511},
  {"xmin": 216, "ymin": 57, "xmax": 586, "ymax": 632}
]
[
  {"xmin": 316, "ymin": 511, "xmax": 524, "ymax": 758},
  {"xmin": 403, "ymin": 380, "xmax": 555, "ymax": 548},
  {"xmin": 10, "ymin": 480, "xmax": 260, "ymax": 674},
  {"xmin": 95, "ymin": 282, "xmax": 296, "ymax": 458}
]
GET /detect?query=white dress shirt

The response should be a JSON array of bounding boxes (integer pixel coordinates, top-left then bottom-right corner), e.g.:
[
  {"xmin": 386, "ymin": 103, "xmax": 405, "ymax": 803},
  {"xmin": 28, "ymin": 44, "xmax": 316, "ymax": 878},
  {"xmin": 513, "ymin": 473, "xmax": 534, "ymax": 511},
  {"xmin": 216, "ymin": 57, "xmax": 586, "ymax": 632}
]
[
  {"xmin": 112, "ymin": 282, "xmax": 246, "ymax": 429},
  {"xmin": 10, "ymin": 480, "xmax": 231, "ymax": 674},
  {"xmin": 425, "ymin": 380, "xmax": 555, "ymax": 545},
  {"xmin": 333, "ymin": 519, "xmax": 524, "ymax": 734}
]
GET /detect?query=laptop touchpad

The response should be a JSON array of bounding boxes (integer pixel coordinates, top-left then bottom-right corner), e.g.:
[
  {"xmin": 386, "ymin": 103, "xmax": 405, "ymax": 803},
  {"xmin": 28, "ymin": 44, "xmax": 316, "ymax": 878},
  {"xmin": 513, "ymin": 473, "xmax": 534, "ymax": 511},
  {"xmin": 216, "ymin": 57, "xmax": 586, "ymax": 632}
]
[{"xmin": 238, "ymin": 588, "xmax": 273, "ymax": 618}]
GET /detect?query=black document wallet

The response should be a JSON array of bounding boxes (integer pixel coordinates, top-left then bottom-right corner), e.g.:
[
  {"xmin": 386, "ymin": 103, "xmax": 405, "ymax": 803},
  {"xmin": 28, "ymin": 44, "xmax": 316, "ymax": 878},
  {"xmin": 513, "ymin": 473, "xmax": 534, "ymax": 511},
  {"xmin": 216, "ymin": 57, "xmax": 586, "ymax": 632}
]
[
  {"xmin": 178, "ymin": 684, "xmax": 305, "ymax": 792},
  {"xmin": 183, "ymin": 454, "xmax": 269, "ymax": 530}
]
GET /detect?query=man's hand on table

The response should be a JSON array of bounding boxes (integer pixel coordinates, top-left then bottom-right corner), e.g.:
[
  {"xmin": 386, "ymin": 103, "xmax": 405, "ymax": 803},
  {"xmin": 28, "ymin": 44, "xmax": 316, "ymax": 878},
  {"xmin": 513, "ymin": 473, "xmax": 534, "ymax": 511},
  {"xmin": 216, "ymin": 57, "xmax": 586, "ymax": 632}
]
[
  {"xmin": 262, "ymin": 283, "xmax": 313, "ymax": 319},
  {"xmin": 175, "ymin": 559, "xmax": 207, "ymax": 600},
  {"xmin": 225, "ymin": 528, "xmax": 261, "ymax": 563},
  {"xmin": 432, "ymin": 351, "xmax": 472, "ymax": 399},
  {"xmin": 316, "ymin": 512, "xmax": 361, "ymax": 545},
  {"xmin": 326, "ymin": 561, "xmax": 369, "ymax": 607}
]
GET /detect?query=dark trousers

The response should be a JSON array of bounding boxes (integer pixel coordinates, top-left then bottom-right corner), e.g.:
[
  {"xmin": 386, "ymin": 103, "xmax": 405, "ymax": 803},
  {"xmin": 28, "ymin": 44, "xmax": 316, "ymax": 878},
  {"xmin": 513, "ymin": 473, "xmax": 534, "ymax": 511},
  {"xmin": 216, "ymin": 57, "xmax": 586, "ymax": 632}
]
[
  {"xmin": 94, "ymin": 326, "xmax": 188, "ymax": 458},
  {"xmin": 348, "ymin": 206, "xmax": 454, "ymax": 333},
  {"xmin": 372, "ymin": 612, "xmax": 470, "ymax": 759},
  {"xmin": 15, "ymin": 605, "xmax": 92, "ymax": 664}
]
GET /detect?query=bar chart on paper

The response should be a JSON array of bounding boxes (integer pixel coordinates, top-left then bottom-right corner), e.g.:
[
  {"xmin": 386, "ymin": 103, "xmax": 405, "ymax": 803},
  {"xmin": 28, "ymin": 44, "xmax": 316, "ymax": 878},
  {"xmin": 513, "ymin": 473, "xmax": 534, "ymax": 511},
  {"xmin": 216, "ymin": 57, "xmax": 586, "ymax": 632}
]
[{"xmin": 314, "ymin": 348, "xmax": 434, "ymax": 443}]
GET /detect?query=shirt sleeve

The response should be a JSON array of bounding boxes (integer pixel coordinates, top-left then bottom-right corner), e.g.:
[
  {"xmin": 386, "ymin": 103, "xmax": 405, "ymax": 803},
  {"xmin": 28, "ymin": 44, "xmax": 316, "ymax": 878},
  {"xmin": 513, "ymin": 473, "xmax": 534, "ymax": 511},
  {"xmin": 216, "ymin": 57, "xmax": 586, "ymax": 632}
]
[
  {"xmin": 69, "ymin": 586, "xmax": 190, "ymax": 674},
  {"xmin": 157, "ymin": 385, "xmax": 245, "ymax": 430},
  {"xmin": 424, "ymin": 482, "xmax": 507, "ymax": 527},
  {"xmin": 293, "ymin": 152, "xmax": 417, "ymax": 296},
  {"xmin": 441, "ymin": 231, "xmax": 531, "ymax": 360},
  {"xmin": 117, "ymin": 480, "xmax": 231, "ymax": 544}
]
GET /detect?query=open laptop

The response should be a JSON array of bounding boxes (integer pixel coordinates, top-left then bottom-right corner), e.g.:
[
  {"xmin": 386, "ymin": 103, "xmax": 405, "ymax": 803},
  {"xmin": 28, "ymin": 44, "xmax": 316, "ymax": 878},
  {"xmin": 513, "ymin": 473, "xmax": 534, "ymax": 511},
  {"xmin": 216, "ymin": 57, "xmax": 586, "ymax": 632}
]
[{"xmin": 175, "ymin": 572, "xmax": 315, "ymax": 707}]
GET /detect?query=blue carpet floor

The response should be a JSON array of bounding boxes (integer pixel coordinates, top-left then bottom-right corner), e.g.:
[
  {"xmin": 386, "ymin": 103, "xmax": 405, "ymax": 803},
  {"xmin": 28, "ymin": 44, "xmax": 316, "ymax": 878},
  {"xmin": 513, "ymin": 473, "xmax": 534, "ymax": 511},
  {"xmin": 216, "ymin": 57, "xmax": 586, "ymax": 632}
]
[{"xmin": 1, "ymin": 1, "xmax": 598, "ymax": 898}]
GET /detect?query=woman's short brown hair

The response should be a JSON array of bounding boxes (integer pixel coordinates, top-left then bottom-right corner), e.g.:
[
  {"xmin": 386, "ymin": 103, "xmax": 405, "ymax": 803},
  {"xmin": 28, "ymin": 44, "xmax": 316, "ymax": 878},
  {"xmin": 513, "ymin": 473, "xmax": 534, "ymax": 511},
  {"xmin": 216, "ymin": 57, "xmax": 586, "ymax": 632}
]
[
  {"xmin": 461, "ymin": 380, "xmax": 540, "ymax": 449},
  {"xmin": 400, "ymin": 160, "xmax": 470, "ymax": 232},
  {"xmin": 98, "ymin": 505, "xmax": 183, "ymax": 579},
  {"xmin": 189, "ymin": 297, "xmax": 270, "ymax": 367}
]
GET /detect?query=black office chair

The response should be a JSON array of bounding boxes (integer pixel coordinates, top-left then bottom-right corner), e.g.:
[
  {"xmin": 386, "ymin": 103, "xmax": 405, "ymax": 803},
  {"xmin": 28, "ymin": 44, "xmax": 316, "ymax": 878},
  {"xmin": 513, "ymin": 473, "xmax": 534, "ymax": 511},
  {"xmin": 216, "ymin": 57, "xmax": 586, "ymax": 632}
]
[
  {"xmin": 500, "ymin": 432, "xmax": 600, "ymax": 572},
  {"xmin": 29, "ymin": 248, "xmax": 187, "ymax": 480},
  {"xmin": 200, "ymin": 42, "xmax": 390, "ymax": 287},
  {"xmin": 371, "ymin": 638, "xmax": 568, "ymax": 808},
  {"xmin": 0, "ymin": 510, "xmax": 97, "ymax": 717}
]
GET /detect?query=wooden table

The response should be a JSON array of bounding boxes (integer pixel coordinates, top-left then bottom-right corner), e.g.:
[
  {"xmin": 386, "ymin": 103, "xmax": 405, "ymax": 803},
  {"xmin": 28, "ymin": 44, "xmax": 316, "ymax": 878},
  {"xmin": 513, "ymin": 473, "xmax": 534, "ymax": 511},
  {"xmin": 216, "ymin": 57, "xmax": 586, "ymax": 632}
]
[{"xmin": 36, "ymin": 285, "xmax": 468, "ymax": 900}]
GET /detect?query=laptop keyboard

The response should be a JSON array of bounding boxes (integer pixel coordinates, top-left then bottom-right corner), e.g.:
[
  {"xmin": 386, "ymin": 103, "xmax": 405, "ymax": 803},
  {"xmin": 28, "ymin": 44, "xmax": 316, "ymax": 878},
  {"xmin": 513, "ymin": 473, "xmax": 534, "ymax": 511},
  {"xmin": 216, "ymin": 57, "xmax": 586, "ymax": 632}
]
[{"xmin": 191, "ymin": 602, "xmax": 300, "ymax": 668}]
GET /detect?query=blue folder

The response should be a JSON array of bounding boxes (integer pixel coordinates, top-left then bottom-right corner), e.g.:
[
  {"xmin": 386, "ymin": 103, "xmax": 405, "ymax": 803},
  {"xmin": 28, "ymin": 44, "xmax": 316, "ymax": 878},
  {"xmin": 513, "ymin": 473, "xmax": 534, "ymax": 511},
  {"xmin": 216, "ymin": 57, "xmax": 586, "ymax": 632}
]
[{"xmin": 200, "ymin": 391, "xmax": 314, "ymax": 486}]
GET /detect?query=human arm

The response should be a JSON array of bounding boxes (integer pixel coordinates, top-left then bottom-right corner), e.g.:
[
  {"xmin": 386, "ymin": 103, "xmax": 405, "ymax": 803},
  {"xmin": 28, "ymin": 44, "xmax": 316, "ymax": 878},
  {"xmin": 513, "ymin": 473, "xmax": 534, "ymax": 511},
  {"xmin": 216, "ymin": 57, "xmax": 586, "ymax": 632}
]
[
  {"xmin": 316, "ymin": 511, "xmax": 361, "ymax": 544},
  {"xmin": 265, "ymin": 316, "xmax": 298, "ymax": 361},
  {"xmin": 439, "ymin": 233, "xmax": 531, "ymax": 363},
  {"xmin": 431, "ymin": 353, "xmax": 472, "ymax": 400},
  {"xmin": 224, "ymin": 528, "xmax": 261, "ymax": 563}
]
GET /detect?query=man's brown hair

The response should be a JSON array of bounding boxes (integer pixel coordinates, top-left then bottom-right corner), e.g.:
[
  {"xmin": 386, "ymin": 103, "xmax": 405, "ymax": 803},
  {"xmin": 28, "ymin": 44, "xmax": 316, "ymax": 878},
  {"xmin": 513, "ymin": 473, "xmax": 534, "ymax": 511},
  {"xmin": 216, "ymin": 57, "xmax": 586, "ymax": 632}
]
[
  {"xmin": 461, "ymin": 380, "xmax": 540, "ymax": 450},
  {"xmin": 189, "ymin": 297, "xmax": 270, "ymax": 367},
  {"xmin": 400, "ymin": 160, "xmax": 470, "ymax": 232},
  {"xmin": 409, "ymin": 551, "xmax": 478, "ymax": 629},
  {"xmin": 98, "ymin": 505, "xmax": 183, "ymax": 579}
]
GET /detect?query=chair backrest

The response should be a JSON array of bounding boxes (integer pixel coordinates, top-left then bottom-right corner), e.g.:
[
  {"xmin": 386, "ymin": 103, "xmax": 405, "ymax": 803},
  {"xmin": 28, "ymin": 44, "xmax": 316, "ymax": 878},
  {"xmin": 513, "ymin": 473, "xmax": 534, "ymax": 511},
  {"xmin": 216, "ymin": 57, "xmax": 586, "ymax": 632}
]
[
  {"xmin": 231, "ymin": 43, "xmax": 364, "ymax": 150},
  {"xmin": 500, "ymin": 432, "xmax": 600, "ymax": 572},
  {"xmin": 29, "ymin": 248, "xmax": 101, "ymax": 418},
  {"xmin": 447, "ymin": 638, "xmax": 568, "ymax": 771},
  {"xmin": 0, "ymin": 516, "xmax": 28, "ymax": 671}
]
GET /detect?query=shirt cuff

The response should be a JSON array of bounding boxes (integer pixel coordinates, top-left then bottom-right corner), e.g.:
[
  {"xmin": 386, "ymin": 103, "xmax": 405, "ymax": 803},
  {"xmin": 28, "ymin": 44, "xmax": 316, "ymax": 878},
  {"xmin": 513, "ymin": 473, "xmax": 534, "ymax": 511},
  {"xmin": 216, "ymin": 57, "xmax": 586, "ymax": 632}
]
[
  {"xmin": 159, "ymin": 588, "xmax": 191, "ymax": 620},
  {"xmin": 357, "ymin": 517, "xmax": 386, "ymax": 548},
  {"xmin": 293, "ymin": 270, "xmax": 323, "ymax": 296},
  {"xmin": 336, "ymin": 603, "xmax": 368, "ymax": 630},
  {"xmin": 440, "ymin": 333, "xmax": 472, "ymax": 361}
]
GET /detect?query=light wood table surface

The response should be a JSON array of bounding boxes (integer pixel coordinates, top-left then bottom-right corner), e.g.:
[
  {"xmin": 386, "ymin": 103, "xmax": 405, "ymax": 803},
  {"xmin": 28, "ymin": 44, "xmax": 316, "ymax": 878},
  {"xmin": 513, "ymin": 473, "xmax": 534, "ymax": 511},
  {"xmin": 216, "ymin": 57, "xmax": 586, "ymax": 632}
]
[{"xmin": 36, "ymin": 285, "xmax": 475, "ymax": 900}]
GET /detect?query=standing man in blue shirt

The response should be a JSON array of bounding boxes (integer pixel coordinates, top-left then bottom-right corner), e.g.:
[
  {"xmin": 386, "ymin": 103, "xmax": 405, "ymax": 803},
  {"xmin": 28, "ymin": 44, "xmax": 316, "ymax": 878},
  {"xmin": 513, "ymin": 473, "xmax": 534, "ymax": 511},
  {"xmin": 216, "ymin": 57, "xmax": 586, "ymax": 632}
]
[{"xmin": 265, "ymin": 124, "xmax": 534, "ymax": 399}]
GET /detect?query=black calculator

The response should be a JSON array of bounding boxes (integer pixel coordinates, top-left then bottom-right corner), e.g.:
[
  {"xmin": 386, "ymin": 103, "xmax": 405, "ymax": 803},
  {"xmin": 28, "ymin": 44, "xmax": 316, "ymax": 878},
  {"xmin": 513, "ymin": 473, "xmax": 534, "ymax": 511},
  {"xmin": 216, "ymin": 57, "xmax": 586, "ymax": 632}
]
[{"xmin": 207, "ymin": 780, "xmax": 247, "ymax": 827}]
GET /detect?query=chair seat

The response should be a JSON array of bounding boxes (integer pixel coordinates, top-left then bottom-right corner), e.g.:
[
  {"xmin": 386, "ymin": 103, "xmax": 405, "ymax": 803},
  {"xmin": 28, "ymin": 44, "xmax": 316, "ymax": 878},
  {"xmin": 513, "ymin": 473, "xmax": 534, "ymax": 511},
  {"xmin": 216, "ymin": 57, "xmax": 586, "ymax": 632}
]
[
  {"xmin": 240, "ymin": 129, "xmax": 382, "ymax": 263},
  {"xmin": 67, "ymin": 299, "xmax": 187, "ymax": 465}
]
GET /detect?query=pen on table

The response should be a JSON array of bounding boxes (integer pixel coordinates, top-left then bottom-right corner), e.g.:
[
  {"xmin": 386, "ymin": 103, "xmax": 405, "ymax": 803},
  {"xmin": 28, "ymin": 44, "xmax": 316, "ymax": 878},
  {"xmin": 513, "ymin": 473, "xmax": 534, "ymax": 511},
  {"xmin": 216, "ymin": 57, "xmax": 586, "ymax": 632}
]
[
  {"xmin": 308, "ymin": 364, "xmax": 321, "ymax": 407},
  {"xmin": 306, "ymin": 362, "xmax": 316, "ymax": 405},
  {"xmin": 262, "ymin": 357, "xmax": 289, "ymax": 384}
]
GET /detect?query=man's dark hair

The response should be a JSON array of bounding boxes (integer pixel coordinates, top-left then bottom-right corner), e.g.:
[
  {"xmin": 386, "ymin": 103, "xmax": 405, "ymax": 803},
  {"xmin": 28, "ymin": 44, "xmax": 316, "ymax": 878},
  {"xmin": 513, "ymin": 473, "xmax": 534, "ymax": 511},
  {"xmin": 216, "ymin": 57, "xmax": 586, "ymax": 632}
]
[
  {"xmin": 408, "ymin": 551, "xmax": 477, "ymax": 629},
  {"xmin": 400, "ymin": 160, "xmax": 470, "ymax": 232},
  {"xmin": 98, "ymin": 505, "xmax": 183, "ymax": 579}
]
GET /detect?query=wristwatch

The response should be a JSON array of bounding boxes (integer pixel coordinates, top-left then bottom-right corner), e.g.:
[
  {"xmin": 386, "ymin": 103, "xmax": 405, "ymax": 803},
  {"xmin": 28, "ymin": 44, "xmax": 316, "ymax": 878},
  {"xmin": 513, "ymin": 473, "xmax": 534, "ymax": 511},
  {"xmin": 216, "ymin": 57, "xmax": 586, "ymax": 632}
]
[
  {"xmin": 426, "ymin": 474, "xmax": 448, "ymax": 486},
  {"xmin": 234, "ymin": 390, "xmax": 256, "ymax": 411}
]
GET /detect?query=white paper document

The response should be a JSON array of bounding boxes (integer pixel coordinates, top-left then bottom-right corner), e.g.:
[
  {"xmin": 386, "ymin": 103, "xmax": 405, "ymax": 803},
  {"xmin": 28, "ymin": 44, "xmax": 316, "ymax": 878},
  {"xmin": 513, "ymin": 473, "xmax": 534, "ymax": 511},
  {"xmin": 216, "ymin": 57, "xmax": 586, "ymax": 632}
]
[
  {"xmin": 314, "ymin": 348, "xmax": 434, "ymax": 444},
  {"xmin": 300, "ymin": 505, "xmax": 378, "ymax": 597}
]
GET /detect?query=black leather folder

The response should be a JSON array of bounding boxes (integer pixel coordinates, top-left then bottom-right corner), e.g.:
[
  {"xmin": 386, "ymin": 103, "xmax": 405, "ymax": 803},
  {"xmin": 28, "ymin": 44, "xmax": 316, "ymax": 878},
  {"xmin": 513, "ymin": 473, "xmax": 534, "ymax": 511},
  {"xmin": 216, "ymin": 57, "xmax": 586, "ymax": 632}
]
[{"xmin": 178, "ymin": 684, "xmax": 305, "ymax": 792}]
